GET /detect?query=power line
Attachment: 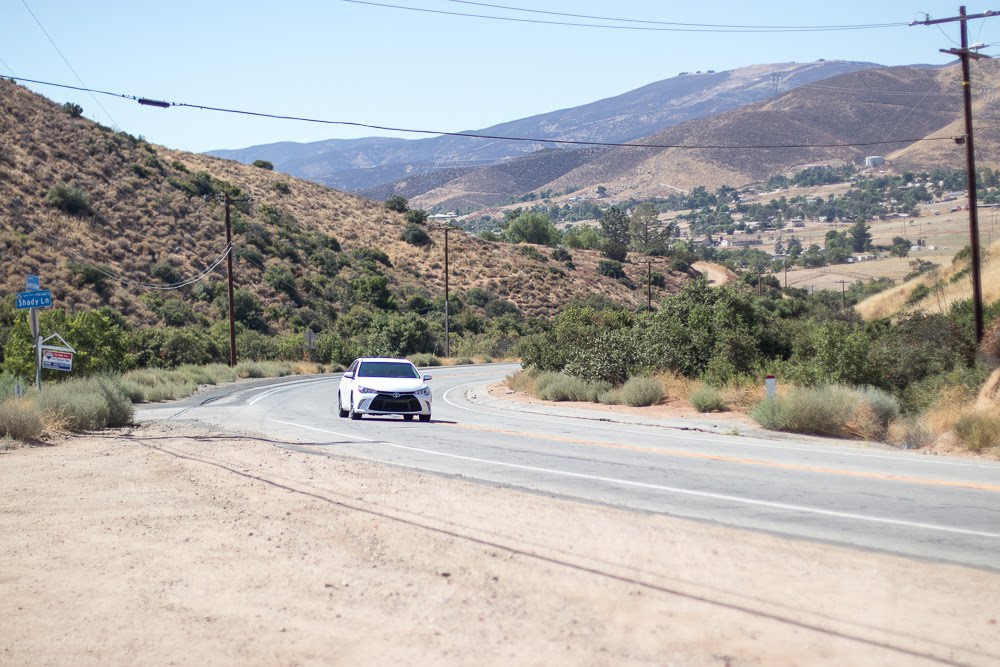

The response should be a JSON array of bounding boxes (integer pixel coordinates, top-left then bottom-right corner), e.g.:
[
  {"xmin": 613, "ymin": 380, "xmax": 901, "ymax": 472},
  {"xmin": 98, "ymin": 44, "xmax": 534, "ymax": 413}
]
[
  {"xmin": 341, "ymin": 0, "xmax": 908, "ymax": 32},
  {"xmin": 443, "ymin": 0, "xmax": 908, "ymax": 30},
  {"xmin": 3, "ymin": 76, "xmax": 963, "ymax": 151},
  {"xmin": 18, "ymin": 0, "xmax": 119, "ymax": 129},
  {"xmin": 2, "ymin": 216, "xmax": 232, "ymax": 291}
]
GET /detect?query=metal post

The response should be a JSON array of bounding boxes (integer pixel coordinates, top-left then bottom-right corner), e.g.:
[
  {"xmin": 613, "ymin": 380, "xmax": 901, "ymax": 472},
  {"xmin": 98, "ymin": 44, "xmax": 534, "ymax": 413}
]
[
  {"xmin": 225, "ymin": 193, "xmax": 237, "ymax": 366},
  {"xmin": 31, "ymin": 308, "xmax": 41, "ymax": 390},
  {"xmin": 443, "ymin": 226, "xmax": 450, "ymax": 358}
]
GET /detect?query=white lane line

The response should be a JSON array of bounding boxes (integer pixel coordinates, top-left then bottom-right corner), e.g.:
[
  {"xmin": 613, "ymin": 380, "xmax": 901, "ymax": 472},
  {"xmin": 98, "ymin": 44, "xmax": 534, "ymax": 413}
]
[
  {"xmin": 269, "ymin": 419, "xmax": 1000, "ymax": 540},
  {"xmin": 247, "ymin": 376, "xmax": 337, "ymax": 406},
  {"xmin": 442, "ymin": 382, "xmax": 1000, "ymax": 471},
  {"xmin": 269, "ymin": 419, "xmax": 375, "ymax": 442}
]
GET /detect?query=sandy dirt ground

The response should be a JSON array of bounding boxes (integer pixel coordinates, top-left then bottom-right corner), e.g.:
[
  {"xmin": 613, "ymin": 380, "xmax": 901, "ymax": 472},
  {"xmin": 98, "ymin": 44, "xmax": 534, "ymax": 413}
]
[{"xmin": 2, "ymin": 420, "xmax": 999, "ymax": 666}]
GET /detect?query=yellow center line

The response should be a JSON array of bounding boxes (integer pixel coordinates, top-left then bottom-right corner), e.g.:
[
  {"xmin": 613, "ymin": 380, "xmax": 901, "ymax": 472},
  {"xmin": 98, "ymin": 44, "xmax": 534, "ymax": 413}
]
[{"xmin": 447, "ymin": 422, "xmax": 1000, "ymax": 493}]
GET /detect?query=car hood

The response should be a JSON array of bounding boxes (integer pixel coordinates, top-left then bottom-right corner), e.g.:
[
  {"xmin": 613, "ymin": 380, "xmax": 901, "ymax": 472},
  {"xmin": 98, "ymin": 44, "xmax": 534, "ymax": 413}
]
[{"xmin": 354, "ymin": 378, "xmax": 427, "ymax": 393}]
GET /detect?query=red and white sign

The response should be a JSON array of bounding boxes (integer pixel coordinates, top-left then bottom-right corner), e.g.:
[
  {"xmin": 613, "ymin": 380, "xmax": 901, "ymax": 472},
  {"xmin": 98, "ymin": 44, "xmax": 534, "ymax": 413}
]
[{"xmin": 41, "ymin": 349, "xmax": 73, "ymax": 372}]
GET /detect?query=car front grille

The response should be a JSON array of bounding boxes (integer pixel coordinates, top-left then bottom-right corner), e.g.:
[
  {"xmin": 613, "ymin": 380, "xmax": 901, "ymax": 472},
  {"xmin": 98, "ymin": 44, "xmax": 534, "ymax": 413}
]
[{"xmin": 370, "ymin": 393, "xmax": 421, "ymax": 413}]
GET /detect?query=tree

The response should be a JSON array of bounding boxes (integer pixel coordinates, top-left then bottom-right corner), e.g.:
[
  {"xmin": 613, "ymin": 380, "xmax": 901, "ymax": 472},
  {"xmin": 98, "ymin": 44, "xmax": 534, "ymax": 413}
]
[
  {"xmin": 404, "ymin": 209, "xmax": 428, "ymax": 225},
  {"xmin": 629, "ymin": 203, "xmax": 674, "ymax": 255},
  {"xmin": 384, "ymin": 195, "xmax": 409, "ymax": 213},
  {"xmin": 848, "ymin": 220, "xmax": 873, "ymax": 252},
  {"xmin": 600, "ymin": 206, "xmax": 629, "ymax": 262},
  {"xmin": 251, "ymin": 160, "xmax": 274, "ymax": 170},
  {"xmin": 890, "ymin": 236, "xmax": 913, "ymax": 258},
  {"xmin": 505, "ymin": 212, "xmax": 559, "ymax": 246}
]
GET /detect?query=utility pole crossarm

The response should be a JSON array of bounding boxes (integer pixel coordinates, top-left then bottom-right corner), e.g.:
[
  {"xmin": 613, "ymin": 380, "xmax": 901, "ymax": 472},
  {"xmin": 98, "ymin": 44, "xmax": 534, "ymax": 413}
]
[{"xmin": 910, "ymin": 9, "xmax": 997, "ymax": 25}]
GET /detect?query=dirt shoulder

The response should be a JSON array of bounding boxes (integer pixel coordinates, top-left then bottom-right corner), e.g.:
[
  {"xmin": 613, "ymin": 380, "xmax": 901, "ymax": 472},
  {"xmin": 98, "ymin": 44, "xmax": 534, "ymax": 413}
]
[{"xmin": 2, "ymin": 420, "xmax": 998, "ymax": 666}]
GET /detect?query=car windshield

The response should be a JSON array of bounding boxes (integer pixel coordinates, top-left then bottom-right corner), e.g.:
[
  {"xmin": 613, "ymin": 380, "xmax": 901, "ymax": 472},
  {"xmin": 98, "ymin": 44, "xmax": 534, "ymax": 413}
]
[{"xmin": 357, "ymin": 361, "xmax": 419, "ymax": 379}]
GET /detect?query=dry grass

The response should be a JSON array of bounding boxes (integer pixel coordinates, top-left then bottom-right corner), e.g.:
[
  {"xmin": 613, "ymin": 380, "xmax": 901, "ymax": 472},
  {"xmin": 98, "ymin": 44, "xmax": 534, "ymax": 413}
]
[
  {"xmin": 0, "ymin": 78, "xmax": 656, "ymax": 335},
  {"xmin": 654, "ymin": 372, "xmax": 697, "ymax": 403},
  {"xmin": 857, "ymin": 242, "xmax": 1000, "ymax": 321}
]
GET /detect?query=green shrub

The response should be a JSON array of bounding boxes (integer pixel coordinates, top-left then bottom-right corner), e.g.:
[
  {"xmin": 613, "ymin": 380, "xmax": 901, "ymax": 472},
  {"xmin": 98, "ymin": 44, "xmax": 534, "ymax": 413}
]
[
  {"xmin": 46, "ymin": 184, "xmax": 93, "ymax": 216},
  {"xmin": 408, "ymin": 353, "xmax": 441, "ymax": 367},
  {"xmin": 954, "ymin": 413, "xmax": 1000, "ymax": 452},
  {"xmin": 596, "ymin": 259, "xmax": 625, "ymax": 280},
  {"xmin": 690, "ymin": 385, "xmax": 728, "ymax": 413},
  {"xmin": 750, "ymin": 385, "xmax": 856, "ymax": 436},
  {"xmin": 91, "ymin": 375, "xmax": 135, "ymax": 427},
  {"xmin": 36, "ymin": 380, "xmax": 111, "ymax": 431},
  {"xmin": 274, "ymin": 181, "xmax": 291, "ymax": 194},
  {"xmin": 251, "ymin": 160, "xmax": 274, "ymax": 170},
  {"xmin": 235, "ymin": 361, "xmax": 266, "ymax": 379},
  {"xmin": 120, "ymin": 369, "xmax": 196, "ymax": 402},
  {"xmin": 0, "ymin": 398, "xmax": 44, "ymax": 441},
  {"xmin": 62, "ymin": 102, "xmax": 83, "ymax": 118},
  {"xmin": 619, "ymin": 376, "xmax": 663, "ymax": 407},
  {"xmin": 533, "ymin": 372, "xmax": 610, "ymax": 402},
  {"xmin": 400, "ymin": 223, "xmax": 432, "ymax": 247}
]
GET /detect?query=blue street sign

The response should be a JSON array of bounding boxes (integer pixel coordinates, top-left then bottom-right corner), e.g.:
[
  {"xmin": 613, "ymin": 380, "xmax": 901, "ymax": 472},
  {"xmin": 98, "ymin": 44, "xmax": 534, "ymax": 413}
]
[
  {"xmin": 26, "ymin": 275, "xmax": 40, "ymax": 291},
  {"xmin": 16, "ymin": 290, "xmax": 52, "ymax": 309}
]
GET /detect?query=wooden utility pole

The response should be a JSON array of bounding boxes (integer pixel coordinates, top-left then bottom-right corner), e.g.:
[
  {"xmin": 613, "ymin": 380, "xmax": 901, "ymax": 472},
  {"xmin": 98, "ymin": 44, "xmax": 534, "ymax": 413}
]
[
  {"xmin": 837, "ymin": 280, "xmax": 849, "ymax": 310},
  {"xmin": 225, "ymin": 193, "xmax": 237, "ymax": 366},
  {"xmin": 911, "ymin": 6, "xmax": 996, "ymax": 343},
  {"xmin": 443, "ymin": 226, "xmax": 450, "ymax": 358}
]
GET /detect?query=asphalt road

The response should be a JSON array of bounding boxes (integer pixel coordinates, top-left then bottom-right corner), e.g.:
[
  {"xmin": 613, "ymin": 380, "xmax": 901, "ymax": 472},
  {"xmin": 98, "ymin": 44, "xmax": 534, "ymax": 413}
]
[{"xmin": 138, "ymin": 363, "xmax": 1000, "ymax": 570}]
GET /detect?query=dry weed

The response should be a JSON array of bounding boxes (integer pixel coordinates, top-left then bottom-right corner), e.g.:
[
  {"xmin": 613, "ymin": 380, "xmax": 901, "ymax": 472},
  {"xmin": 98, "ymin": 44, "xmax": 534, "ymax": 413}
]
[{"xmin": 654, "ymin": 372, "xmax": 696, "ymax": 403}]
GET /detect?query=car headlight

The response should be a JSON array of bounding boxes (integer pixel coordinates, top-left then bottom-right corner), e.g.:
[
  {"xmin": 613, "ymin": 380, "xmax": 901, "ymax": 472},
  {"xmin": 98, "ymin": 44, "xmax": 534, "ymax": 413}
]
[
  {"xmin": 356, "ymin": 385, "xmax": 377, "ymax": 394},
  {"xmin": 415, "ymin": 387, "xmax": 431, "ymax": 397}
]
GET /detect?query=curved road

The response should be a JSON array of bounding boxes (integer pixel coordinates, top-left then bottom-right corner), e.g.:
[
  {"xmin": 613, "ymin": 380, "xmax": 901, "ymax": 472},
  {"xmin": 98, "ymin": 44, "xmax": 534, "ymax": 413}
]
[{"xmin": 139, "ymin": 363, "xmax": 1000, "ymax": 570}]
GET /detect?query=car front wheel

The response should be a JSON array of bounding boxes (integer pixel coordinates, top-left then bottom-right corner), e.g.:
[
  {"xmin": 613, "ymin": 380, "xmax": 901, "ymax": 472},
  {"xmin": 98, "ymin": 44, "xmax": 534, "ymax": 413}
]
[
  {"xmin": 349, "ymin": 394, "xmax": 362, "ymax": 420},
  {"xmin": 419, "ymin": 414, "xmax": 431, "ymax": 422},
  {"xmin": 338, "ymin": 392, "xmax": 349, "ymax": 418}
]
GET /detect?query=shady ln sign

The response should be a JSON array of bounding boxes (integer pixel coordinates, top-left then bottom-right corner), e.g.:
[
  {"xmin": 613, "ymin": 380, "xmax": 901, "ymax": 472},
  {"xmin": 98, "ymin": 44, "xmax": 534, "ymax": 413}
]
[{"xmin": 16, "ymin": 289, "xmax": 52, "ymax": 309}]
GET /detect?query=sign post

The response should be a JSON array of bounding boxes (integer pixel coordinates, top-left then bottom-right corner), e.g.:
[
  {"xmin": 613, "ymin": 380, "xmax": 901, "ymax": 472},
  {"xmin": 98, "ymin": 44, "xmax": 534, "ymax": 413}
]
[{"xmin": 15, "ymin": 277, "xmax": 54, "ymax": 390}]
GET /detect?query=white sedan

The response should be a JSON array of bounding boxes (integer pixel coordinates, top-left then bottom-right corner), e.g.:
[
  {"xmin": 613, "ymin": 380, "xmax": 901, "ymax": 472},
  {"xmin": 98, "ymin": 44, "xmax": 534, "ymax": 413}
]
[{"xmin": 337, "ymin": 357, "xmax": 433, "ymax": 422}]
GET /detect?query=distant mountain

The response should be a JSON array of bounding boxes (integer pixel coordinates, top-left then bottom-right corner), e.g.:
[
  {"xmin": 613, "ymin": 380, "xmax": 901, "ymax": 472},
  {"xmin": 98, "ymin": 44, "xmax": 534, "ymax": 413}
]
[
  {"xmin": 209, "ymin": 61, "xmax": 881, "ymax": 193},
  {"xmin": 543, "ymin": 63, "xmax": 984, "ymax": 199},
  {"xmin": 407, "ymin": 63, "xmax": 989, "ymax": 211}
]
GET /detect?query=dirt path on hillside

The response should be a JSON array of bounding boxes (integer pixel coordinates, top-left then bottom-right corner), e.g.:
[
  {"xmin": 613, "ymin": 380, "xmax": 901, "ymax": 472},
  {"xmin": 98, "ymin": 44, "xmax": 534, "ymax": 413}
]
[{"xmin": 2, "ymin": 421, "xmax": 998, "ymax": 666}]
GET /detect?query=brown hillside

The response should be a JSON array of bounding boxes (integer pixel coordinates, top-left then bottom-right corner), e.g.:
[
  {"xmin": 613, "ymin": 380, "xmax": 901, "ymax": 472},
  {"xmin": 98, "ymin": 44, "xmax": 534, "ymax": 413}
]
[
  {"xmin": 546, "ymin": 65, "xmax": 977, "ymax": 198},
  {"xmin": 0, "ymin": 80, "xmax": 674, "ymax": 330}
]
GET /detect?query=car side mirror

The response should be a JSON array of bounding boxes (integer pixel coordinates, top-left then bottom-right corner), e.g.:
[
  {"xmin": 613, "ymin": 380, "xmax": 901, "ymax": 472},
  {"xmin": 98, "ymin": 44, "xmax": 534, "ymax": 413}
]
[
  {"xmin": 422, "ymin": 374, "xmax": 432, "ymax": 381},
  {"xmin": 344, "ymin": 371, "xmax": 354, "ymax": 379}
]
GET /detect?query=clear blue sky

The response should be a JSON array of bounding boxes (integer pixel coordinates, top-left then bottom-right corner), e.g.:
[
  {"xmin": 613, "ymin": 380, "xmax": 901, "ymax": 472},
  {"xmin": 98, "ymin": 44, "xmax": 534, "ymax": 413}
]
[{"xmin": 2, "ymin": 1, "xmax": 998, "ymax": 153}]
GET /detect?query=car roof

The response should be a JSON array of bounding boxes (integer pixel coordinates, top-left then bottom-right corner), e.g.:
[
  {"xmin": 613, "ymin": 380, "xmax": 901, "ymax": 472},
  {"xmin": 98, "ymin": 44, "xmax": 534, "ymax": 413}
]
[{"xmin": 356, "ymin": 357, "xmax": 415, "ymax": 364}]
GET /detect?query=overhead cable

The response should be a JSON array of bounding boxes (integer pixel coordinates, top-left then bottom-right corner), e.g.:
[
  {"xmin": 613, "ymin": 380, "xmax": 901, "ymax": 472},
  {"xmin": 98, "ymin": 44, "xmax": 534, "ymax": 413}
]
[
  {"xmin": 3, "ymin": 76, "xmax": 963, "ymax": 151},
  {"xmin": 443, "ymin": 0, "xmax": 909, "ymax": 31},
  {"xmin": 341, "ymin": 0, "xmax": 907, "ymax": 32}
]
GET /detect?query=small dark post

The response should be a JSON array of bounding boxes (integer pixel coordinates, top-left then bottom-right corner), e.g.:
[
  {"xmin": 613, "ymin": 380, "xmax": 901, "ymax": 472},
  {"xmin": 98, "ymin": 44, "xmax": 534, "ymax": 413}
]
[{"xmin": 225, "ymin": 193, "xmax": 237, "ymax": 366}]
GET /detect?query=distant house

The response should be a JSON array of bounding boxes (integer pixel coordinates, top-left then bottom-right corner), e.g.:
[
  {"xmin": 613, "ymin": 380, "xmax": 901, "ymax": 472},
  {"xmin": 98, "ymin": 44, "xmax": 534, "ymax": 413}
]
[{"xmin": 865, "ymin": 156, "xmax": 886, "ymax": 167}]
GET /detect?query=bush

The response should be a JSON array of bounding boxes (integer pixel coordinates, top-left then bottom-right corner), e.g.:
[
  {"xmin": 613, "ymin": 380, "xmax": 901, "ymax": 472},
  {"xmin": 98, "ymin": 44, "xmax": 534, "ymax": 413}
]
[
  {"xmin": 690, "ymin": 385, "xmax": 728, "ymax": 413},
  {"xmin": 408, "ymin": 353, "xmax": 441, "ymax": 367},
  {"xmin": 251, "ymin": 160, "xmax": 274, "ymax": 170},
  {"xmin": 0, "ymin": 398, "xmax": 44, "ymax": 441},
  {"xmin": 46, "ymin": 184, "xmax": 93, "ymax": 216},
  {"xmin": 619, "ymin": 376, "xmax": 663, "ymax": 407},
  {"xmin": 36, "ymin": 380, "xmax": 112, "ymax": 431},
  {"xmin": 954, "ymin": 413, "xmax": 1000, "ymax": 452},
  {"xmin": 62, "ymin": 102, "xmax": 83, "ymax": 118},
  {"xmin": 400, "ymin": 223, "xmax": 432, "ymax": 247},
  {"xmin": 596, "ymin": 260, "xmax": 626, "ymax": 280},
  {"xmin": 274, "ymin": 182, "xmax": 291, "ymax": 194},
  {"xmin": 533, "ymin": 372, "xmax": 610, "ymax": 402},
  {"xmin": 750, "ymin": 385, "xmax": 857, "ymax": 436},
  {"xmin": 91, "ymin": 375, "xmax": 135, "ymax": 427}
]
